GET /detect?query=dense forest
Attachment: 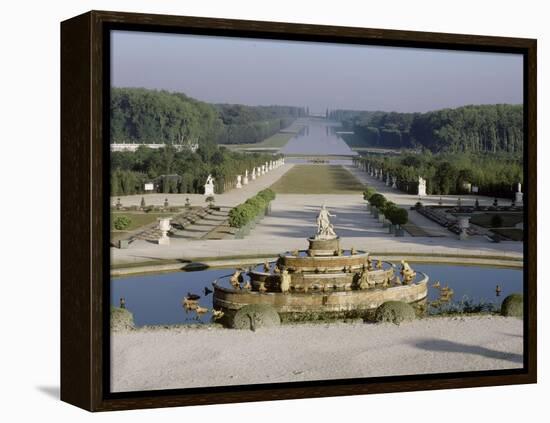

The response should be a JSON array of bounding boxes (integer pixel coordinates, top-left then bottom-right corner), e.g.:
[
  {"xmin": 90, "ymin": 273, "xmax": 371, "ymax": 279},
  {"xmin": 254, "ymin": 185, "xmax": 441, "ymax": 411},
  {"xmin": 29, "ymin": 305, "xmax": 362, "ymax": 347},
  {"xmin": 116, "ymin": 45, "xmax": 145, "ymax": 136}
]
[
  {"xmin": 111, "ymin": 87, "xmax": 305, "ymax": 146},
  {"xmin": 215, "ymin": 103, "xmax": 304, "ymax": 144},
  {"xmin": 332, "ymin": 104, "xmax": 523, "ymax": 154},
  {"xmin": 354, "ymin": 152, "xmax": 523, "ymax": 198},
  {"xmin": 111, "ymin": 144, "xmax": 280, "ymax": 196},
  {"xmin": 110, "ymin": 88, "xmax": 300, "ymax": 196}
]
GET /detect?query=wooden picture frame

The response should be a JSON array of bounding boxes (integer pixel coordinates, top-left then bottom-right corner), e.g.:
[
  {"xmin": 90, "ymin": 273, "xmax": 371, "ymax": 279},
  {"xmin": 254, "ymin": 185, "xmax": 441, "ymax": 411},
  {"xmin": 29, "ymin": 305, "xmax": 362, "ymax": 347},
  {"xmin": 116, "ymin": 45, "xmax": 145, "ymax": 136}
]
[{"xmin": 61, "ymin": 10, "xmax": 536, "ymax": 411}]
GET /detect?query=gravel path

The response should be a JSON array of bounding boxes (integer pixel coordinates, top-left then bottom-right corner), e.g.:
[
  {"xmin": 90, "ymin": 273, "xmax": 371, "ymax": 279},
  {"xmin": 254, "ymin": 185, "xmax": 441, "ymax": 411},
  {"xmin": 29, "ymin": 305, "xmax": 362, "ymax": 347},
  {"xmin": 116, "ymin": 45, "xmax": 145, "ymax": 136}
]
[{"xmin": 111, "ymin": 316, "xmax": 523, "ymax": 392}]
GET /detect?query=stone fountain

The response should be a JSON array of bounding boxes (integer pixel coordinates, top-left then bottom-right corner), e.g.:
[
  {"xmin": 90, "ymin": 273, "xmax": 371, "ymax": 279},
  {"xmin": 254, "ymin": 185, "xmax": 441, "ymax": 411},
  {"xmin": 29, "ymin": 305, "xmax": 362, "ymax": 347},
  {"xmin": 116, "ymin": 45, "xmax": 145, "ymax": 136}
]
[{"xmin": 213, "ymin": 206, "xmax": 429, "ymax": 321}]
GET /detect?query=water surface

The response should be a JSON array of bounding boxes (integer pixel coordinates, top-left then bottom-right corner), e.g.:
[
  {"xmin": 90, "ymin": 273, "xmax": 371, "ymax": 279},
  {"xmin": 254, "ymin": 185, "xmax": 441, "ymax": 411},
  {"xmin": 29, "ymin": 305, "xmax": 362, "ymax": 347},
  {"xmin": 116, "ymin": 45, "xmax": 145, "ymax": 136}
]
[
  {"xmin": 281, "ymin": 119, "xmax": 358, "ymax": 156},
  {"xmin": 111, "ymin": 263, "xmax": 522, "ymax": 327}
]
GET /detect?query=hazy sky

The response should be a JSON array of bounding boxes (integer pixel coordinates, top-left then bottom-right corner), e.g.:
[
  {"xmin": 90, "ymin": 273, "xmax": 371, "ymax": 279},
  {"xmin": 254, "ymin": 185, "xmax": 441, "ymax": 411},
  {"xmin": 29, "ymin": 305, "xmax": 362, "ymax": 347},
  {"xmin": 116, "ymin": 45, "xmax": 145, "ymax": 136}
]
[{"xmin": 111, "ymin": 30, "xmax": 523, "ymax": 113}]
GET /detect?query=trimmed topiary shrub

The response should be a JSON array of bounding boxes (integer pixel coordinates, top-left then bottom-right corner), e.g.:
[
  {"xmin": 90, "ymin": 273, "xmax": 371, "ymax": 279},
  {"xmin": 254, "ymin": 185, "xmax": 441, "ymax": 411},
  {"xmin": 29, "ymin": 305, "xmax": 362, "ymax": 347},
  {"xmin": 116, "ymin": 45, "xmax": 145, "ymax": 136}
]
[
  {"xmin": 501, "ymin": 293, "xmax": 523, "ymax": 317},
  {"xmin": 245, "ymin": 196, "xmax": 267, "ymax": 214},
  {"xmin": 229, "ymin": 190, "xmax": 276, "ymax": 228},
  {"xmin": 257, "ymin": 188, "xmax": 276, "ymax": 202},
  {"xmin": 110, "ymin": 306, "xmax": 135, "ymax": 331},
  {"xmin": 232, "ymin": 304, "xmax": 281, "ymax": 330},
  {"xmin": 228, "ymin": 203, "xmax": 255, "ymax": 228},
  {"xmin": 363, "ymin": 187, "xmax": 376, "ymax": 201},
  {"xmin": 113, "ymin": 215, "xmax": 132, "ymax": 230},
  {"xmin": 387, "ymin": 207, "xmax": 409, "ymax": 226},
  {"xmin": 382, "ymin": 201, "xmax": 397, "ymax": 216},
  {"xmin": 369, "ymin": 193, "xmax": 387, "ymax": 209},
  {"xmin": 374, "ymin": 301, "xmax": 416, "ymax": 324}
]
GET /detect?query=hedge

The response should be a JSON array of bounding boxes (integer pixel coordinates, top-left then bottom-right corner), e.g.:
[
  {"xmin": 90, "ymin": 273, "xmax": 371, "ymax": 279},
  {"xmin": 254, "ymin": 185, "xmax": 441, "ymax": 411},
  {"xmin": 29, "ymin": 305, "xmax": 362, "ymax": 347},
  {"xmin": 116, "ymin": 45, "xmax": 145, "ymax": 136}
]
[{"xmin": 229, "ymin": 189, "xmax": 276, "ymax": 228}]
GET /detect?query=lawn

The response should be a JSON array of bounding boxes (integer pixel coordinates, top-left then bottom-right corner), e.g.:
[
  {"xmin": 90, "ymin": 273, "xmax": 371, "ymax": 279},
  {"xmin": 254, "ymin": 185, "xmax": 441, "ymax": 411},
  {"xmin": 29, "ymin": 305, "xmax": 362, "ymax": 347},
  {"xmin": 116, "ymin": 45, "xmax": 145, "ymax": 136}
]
[
  {"xmin": 492, "ymin": 228, "xmax": 523, "ymax": 241},
  {"xmin": 469, "ymin": 212, "xmax": 523, "ymax": 228},
  {"xmin": 270, "ymin": 165, "xmax": 365, "ymax": 194},
  {"xmin": 111, "ymin": 211, "xmax": 175, "ymax": 232}
]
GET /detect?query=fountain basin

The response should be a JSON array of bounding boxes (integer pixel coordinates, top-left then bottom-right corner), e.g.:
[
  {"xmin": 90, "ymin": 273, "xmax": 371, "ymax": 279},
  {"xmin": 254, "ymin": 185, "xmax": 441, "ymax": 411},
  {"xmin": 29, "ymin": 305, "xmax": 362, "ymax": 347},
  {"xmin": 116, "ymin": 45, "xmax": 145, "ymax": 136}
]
[{"xmin": 213, "ymin": 272, "xmax": 428, "ymax": 315}]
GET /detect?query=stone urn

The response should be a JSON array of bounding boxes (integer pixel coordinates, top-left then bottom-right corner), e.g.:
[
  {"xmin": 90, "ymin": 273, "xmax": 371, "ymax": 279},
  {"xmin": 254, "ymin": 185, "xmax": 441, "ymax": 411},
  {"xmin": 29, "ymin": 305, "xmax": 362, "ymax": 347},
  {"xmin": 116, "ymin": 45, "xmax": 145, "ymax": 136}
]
[
  {"xmin": 158, "ymin": 218, "xmax": 171, "ymax": 245},
  {"xmin": 455, "ymin": 213, "xmax": 471, "ymax": 240}
]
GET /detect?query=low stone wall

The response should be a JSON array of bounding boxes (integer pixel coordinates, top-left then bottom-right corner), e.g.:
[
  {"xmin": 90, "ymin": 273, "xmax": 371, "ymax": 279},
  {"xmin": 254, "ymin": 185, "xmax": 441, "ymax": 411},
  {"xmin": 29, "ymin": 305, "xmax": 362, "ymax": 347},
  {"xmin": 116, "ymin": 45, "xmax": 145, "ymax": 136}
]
[{"xmin": 213, "ymin": 273, "xmax": 428, "ymax": 314}]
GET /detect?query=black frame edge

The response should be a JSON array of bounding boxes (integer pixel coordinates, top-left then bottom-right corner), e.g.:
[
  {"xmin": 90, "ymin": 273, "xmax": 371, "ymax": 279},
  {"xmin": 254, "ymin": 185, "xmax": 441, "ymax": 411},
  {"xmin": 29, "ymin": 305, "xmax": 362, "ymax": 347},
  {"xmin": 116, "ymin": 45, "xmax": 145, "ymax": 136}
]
[{"xmin": 60, "ymin": 10, "xmax": 537, "ymax": 412}]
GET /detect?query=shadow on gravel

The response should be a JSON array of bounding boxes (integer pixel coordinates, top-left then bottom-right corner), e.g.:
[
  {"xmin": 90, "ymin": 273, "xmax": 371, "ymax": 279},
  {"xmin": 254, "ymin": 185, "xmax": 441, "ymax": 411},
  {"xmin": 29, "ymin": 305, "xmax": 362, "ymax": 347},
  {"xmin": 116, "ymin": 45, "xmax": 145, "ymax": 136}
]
[{"xmin": 412, "ymin": 338, "xmax": 523, "ymax": 364}]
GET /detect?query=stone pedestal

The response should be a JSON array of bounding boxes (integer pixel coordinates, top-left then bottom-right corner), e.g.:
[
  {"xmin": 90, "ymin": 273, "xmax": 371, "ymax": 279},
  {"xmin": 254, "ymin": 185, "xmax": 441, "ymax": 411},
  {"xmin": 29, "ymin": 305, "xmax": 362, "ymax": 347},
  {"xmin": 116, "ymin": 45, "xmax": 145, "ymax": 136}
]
[
  {"xmin": 204, "ymin": 184, "xmax": 214, "ymax": 196},
  {"xmin": 158, "ymin": 236, "xmax": 170, "ymax": 245},
  {"xmin": 307, "ymin": 236, "xmax": 340, "ymax": 256},
  {"xmin": 515, "ymin": 191, "xmax": 523, "ymax": 204},
  {"xmin": 418, "ymin": 177, "xmax": 427, "ymax": 197},
  {"xmin": 457, "ymin": 215, "xmax": 470, "ymax": 240},
  {"xmin": 158, "ymin": 218, "xmax": 171, "ymax": 245},
  {"xmin": 243, "ymin": 175, "xmax": 249, "ymax": 185}
]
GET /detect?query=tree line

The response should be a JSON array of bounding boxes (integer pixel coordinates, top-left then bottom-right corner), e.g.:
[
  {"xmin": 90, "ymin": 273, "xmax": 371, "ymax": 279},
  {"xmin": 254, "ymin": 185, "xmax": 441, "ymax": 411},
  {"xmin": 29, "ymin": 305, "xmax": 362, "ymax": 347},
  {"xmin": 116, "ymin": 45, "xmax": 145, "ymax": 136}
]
[
  {"xmin": 331, "ymin": 104, "xmax": 523, "ymax": 154},
  {"xmin": 111, "ymin": 144, "xmax": 280, "ymax": 196},
  {"xmin": 111, "ymin": 87, "xmax": 305, "ymax": 146},
  {"xmin": 354, "ymin": 152, "xmax": 523, "ymax": 198}
]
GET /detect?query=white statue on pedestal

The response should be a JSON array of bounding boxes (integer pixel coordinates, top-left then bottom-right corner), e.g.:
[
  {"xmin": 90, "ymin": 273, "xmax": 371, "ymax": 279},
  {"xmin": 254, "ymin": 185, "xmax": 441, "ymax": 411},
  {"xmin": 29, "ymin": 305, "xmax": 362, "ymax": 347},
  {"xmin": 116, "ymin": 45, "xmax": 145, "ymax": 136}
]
[
  {"xmin": 236, "ymin": 175, "xmax": 242, "ymax": 188},
  {"xmin": 418, "ymin": 176, "xmax": 427, "ymax": 197},
  {"xmin": 392, "ymin": 176, "xmax": 397, "ymax": 189},
  {"xmin": 316, "ymin": 205, "xmax": 337, "ymax": 239},
  {"xmin": 251, "ymin": 168, "xmax": 256, "ymax": 180},
  {"xmin": 515, "ymin": 182, "xmax": 523, "ymax": 204},
  {"xmin": 204, "ymin": 174, "xmax": 215, "ymax": 196},
  {"xmin": 243, "ymin": 170, "xmax": 249, "ymax": 185}
]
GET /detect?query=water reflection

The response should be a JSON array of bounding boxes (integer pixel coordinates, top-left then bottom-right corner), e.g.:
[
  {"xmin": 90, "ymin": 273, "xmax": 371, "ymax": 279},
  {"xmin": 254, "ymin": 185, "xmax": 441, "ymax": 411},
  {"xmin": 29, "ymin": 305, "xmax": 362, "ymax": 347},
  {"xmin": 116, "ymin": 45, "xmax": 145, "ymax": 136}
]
[{"xmin": 281, "ymin": 118, "xmax": 358, "ymax": 156}]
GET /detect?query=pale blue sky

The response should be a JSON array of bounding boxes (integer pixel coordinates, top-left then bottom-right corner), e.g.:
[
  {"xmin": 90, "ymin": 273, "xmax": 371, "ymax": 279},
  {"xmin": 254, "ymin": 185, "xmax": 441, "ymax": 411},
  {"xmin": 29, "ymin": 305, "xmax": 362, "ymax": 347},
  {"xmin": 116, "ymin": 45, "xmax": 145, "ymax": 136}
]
[{"xmin": 111, "ymin": 30, "xmax": 523, "ymax": 113}]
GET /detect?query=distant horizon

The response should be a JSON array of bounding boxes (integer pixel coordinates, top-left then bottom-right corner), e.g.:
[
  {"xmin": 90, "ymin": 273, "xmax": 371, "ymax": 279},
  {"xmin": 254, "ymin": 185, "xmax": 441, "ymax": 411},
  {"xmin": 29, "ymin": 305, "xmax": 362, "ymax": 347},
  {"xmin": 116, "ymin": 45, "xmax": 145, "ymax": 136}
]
[
  {"xmin": 111, "ymin": 31, "xmax": 523, "ymax": 113},
  {"xmin": 111, "ymin": 85, "xmax": 522, "ymax": 115}
]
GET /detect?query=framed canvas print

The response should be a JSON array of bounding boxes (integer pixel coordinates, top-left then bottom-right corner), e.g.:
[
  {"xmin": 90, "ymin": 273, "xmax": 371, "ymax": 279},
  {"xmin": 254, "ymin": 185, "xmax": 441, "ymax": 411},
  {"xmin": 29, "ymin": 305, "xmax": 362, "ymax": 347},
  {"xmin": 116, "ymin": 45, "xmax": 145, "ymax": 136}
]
[{"xmin": 60, "ymin": 10, "xmax": 536, "ymax": 411}]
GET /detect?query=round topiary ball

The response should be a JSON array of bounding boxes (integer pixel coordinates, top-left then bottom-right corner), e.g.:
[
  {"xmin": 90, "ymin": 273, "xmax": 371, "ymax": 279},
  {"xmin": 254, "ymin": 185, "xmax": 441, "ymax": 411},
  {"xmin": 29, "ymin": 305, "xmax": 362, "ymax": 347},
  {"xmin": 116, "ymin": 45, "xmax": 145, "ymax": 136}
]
[
  {"xmin": 374, "ymin": 301, "xmax": 416, "ymax": 325},
  {"xmin": 110, "ymin": 306, "xmax": 135, "ymax": 331},
  {"xmin": 501, "ymin": 293, "xmax": 523, "ymax": 318},
  {"xmin": 232, "ymin": 304, "xmax": 280, "ymax": 330}
]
